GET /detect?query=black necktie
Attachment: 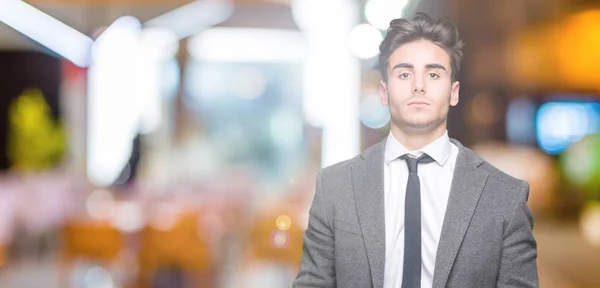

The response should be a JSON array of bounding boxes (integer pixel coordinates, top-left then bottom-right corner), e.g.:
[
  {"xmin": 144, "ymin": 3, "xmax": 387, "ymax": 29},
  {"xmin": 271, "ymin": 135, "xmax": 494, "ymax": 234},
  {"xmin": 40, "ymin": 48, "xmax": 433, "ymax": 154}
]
[{"xmin": 402, "ymin": 154, "xmax": 434, "ymax": 288}]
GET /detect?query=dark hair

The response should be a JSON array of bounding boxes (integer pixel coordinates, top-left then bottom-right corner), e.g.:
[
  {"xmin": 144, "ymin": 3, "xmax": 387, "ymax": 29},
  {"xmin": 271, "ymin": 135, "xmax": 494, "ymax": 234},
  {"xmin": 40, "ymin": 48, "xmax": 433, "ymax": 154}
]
[{"xmin": 378, "ymin": 12, "xmax": 463, "ymax": 82}]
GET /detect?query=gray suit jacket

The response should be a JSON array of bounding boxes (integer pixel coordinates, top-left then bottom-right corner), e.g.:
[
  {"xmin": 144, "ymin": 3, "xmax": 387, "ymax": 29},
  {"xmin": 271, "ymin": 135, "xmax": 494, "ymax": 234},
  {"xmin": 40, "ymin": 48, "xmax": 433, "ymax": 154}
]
[{"xmin": 293, "ymin": 137, "xmax": 538, "ymax": 287}]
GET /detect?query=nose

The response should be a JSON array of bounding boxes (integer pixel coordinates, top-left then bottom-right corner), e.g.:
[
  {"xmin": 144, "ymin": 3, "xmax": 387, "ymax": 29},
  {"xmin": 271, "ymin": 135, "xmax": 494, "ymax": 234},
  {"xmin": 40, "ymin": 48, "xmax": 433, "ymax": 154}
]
[
  {"xmin": 413, "ymin": 86, "xmax": 425, "ymax": 93},
  {"xmin": 413, "ymin": 74, "xmax": 425, "ymax": 93}
]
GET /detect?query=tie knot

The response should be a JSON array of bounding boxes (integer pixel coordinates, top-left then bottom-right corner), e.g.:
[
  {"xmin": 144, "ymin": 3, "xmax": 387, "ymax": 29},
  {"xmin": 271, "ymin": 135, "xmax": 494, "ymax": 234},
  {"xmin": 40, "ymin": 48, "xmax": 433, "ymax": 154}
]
[{"xmin": 403, "ymin": 154, "xmax": 434, "ymax": 173}]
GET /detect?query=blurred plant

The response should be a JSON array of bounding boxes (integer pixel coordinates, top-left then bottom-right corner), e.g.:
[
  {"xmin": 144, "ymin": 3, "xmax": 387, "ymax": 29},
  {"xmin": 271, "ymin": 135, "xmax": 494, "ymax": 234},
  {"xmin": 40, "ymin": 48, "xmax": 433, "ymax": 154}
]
[
  {"xmin": 560, "ymin": 133, "xmax": 600, "ymax": 201},
  {"xmin": 7, "ymin": 88, "xmax": 66, "ymax": 171}
]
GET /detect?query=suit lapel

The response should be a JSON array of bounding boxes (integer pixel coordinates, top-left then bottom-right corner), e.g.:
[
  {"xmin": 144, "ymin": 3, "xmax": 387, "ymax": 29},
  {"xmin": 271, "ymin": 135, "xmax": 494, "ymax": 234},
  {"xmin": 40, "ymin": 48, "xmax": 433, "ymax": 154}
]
[
  {"xmin": 352, "ymin": 138, "xmax": 386, "ymax": 288},
  {"xmin": 432, "ymin": 139, "xmax": 489, "ymax": 288}
]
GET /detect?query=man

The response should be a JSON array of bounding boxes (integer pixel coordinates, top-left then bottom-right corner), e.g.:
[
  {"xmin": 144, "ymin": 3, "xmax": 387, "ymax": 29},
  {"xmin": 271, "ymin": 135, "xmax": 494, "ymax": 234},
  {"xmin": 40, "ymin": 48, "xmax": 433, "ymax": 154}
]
[{"xmin": 293, "ymin": 13, "xmax": 538, "ymax": 288}]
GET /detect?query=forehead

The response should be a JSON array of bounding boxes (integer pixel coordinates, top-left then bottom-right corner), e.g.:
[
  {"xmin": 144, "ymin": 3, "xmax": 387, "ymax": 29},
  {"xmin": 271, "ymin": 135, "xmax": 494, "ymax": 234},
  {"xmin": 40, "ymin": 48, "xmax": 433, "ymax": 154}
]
[{"xmin": 388, "ymin": 40, "xmax": 451, "ymax": 69}]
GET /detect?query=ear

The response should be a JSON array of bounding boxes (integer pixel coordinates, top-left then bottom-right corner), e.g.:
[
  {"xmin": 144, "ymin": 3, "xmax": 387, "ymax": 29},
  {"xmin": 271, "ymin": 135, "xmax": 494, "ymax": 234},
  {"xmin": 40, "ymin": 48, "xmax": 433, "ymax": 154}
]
[
  {"xmin": 450, "ymin": 81, "xmax": 460, "ymax": 106},
  {"xmin": 379, "ymin": 80, "xmax": 389, "ymax": 106}
]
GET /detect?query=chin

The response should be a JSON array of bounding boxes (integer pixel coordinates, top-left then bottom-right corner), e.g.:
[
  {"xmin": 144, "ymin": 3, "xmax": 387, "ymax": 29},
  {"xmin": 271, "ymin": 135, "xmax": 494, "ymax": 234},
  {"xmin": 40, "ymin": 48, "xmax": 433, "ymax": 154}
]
[
  {"xmin": 399, "ymin": 117, "xmax": 444, "ymax": 131},
  {"xmin": 407, "ymin": 117, "xmax": 433, "ymax": 127},
  {"xmin": 407, "ymin": 123, "xmax": 435, "ymax": 131}
]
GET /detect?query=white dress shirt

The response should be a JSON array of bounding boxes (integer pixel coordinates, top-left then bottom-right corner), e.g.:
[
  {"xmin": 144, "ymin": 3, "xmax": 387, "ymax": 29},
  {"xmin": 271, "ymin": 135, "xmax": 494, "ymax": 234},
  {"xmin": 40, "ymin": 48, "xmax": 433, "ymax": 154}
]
[{"xmin": 383, "ymin": 131, "xmax": 459, "ymax": 288}]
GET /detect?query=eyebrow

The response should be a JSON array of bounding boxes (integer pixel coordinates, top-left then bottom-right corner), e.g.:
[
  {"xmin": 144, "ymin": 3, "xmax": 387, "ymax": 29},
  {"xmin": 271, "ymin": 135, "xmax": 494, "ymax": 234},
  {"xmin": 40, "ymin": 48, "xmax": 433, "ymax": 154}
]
[{"xmin": 392, "ymin": 63, "xmax": 447, "ymax": 71}]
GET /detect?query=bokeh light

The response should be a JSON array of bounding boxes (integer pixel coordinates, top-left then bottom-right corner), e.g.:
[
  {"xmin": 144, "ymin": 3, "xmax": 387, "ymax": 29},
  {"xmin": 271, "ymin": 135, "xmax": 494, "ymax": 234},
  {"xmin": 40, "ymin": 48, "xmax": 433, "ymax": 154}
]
[
  {"xmin": 360, "ymin": 93, "xmax": 390, "ymax": 129},
  {"xmin": 365, "ymin": 0, "xmax": 410, "ymax": 30},
  {"xmin": 275, "ymin": 215, "xmax": 292, "ymax": 231},
  {"xmin": 86, "ymin": 189, "xmax": 116, "ymax": 220},
  {"xmin": 347, "ymin": 24, "xmax": 383, "ymax": 59},
  {"xmin": 84, "ymin": 266, "xmax": 114, "ymax": 288},
  {"xmin": 271, "ymin": 230, "xmax": 290, "ymax": 249},
  {"xmin": 148, "ymin": 202, "xmax": 179, "ymax": 231},
  {"xmin": 536, "ymin": 101, "xmax": 600, "ymax": 155},
  {"xmin": 580, "ymin": 202, "xmax": 600, "ymax": 248},
  {"xmin": 561, "ymin": 134, "xmax": 600, "ymax": 196},
  {"xmin": 110, "ymin": 202, "xmax": 144, "ymax": 233}
]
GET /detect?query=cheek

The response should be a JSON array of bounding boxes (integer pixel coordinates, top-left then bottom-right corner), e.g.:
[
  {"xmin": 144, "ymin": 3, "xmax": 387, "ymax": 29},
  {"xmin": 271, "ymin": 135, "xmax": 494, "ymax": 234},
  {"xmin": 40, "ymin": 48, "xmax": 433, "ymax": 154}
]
[
  {"xmin": 385, "ymin": 81, "xmax": 411, "ymax": 101},
  {"xmin": 428, "ymin": 85, "xmax": 452, "ymax": 103},
  {"xmin": 387, "ymin": 79, "xmax": 411, "ymax": 91}
]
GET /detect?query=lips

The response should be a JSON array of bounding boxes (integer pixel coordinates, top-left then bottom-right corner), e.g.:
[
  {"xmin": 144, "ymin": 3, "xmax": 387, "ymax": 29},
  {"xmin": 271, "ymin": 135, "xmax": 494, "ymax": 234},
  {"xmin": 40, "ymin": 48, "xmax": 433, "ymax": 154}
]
[{"xmin": 408, "ymin": 100, "xmax": 429, "ymax": 106}]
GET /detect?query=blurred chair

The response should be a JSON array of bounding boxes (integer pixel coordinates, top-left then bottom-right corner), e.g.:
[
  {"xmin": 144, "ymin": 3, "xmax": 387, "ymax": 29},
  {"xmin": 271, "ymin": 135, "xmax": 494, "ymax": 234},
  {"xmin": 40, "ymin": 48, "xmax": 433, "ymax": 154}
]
[
  {"xmin": 247, "ymin": 212, "xmax": 304, "ymax": 267},
  {"xmin": 60, "ymin": 220, "xmax": 125, "ymax": 286},
  {"xmin": 136, "ymin": 211, "xmax": 217, "ymax": 288},
  {"xmin": 61, "ymin": 221, "xmax": 124, "ymax": 262},
  {"xmin": 0, "ymin": 243, "xmax": 5, "ymax": 267},
  {"xmin": 232, "ymin": 204, "xmax": 305, "ymax": 288}
]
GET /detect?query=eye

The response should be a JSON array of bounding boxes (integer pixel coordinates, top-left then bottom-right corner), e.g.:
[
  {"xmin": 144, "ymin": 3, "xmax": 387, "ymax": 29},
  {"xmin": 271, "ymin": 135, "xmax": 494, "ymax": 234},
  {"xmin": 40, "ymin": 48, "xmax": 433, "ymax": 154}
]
[
  {"xmin": 428, "ymin": 73, "xmax": 440, "ymax": 79},
  {"xmin": 399, "ymin": 72, "xmax": 411, "ymax": 79}
]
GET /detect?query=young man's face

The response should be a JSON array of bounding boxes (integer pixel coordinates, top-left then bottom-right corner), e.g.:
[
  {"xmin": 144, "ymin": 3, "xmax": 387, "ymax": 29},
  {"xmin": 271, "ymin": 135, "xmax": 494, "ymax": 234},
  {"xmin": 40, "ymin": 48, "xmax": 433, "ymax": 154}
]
[{"xmin": 379, "ymin": 40, "xmax": 460, "ymax": 133}]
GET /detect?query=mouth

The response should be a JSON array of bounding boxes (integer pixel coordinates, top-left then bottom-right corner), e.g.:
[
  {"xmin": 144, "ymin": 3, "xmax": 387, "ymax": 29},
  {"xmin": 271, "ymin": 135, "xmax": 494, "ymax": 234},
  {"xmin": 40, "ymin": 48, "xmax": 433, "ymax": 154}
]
[{"xmin": 407, "ymin": 100, "xmax": 429, "ymax": 107}]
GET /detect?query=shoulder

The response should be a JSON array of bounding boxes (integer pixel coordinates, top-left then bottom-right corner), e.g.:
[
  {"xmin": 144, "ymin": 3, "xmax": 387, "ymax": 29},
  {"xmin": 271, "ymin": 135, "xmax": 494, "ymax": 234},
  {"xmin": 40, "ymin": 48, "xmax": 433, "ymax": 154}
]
[
  {"xmin": 319, "ymin": 138, "xmax": 384, "ymax": 179},
  {"xmin": 463, "ymin": 145, "xmax": 530, "ymax": 203},
  {"xmin": 453, "ymin": 139, "xmax": 527, "ymax": 190},
  {"xmin": 318, "ymin": 155, "xmax": 361, "ymax": 185},
  {"xmin": 478, "ymin": 156, "xmax": 526, "ymax": 188}
]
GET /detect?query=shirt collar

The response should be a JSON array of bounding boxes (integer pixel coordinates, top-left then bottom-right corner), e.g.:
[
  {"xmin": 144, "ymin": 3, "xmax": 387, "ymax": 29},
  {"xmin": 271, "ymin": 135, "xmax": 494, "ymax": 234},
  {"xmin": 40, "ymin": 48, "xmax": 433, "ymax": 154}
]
[{"xmin": 384, "ymin": 130, "xmax": 452, "ymax": 166}]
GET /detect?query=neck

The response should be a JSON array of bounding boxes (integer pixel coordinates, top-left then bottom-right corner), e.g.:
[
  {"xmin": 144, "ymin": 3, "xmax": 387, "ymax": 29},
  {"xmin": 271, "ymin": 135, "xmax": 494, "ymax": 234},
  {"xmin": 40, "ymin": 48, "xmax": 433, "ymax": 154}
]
[{"xmin": 390, "ymin": 123, "xmax": 447, "ymax": 151}]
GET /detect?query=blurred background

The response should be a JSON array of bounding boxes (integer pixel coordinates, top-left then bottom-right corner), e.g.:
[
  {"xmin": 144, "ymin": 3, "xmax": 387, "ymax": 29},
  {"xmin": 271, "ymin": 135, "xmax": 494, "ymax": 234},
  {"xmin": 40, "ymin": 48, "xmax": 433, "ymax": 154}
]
[{"xmin": 0, "ymin": 0, "xmax": 599, "ymax": 287}]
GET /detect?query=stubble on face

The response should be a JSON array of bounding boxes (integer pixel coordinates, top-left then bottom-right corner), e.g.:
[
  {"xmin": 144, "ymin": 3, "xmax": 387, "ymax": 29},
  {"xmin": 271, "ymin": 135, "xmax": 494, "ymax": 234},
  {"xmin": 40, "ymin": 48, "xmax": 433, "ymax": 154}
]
[{"xmin": 391, "ymin": 95, "xmax": 450, "ymax": 133}]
